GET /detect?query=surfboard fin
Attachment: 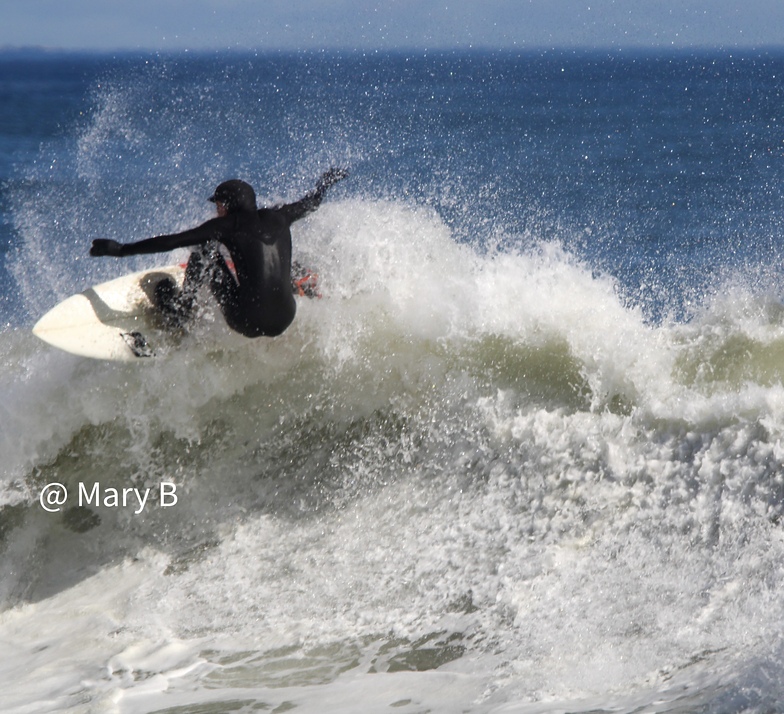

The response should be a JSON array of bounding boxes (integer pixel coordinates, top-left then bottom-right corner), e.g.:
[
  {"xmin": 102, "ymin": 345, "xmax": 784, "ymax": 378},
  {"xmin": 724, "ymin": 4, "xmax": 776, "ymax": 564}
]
[{"xmin": 121, "ymin": 331, "xmax": 155, "ymax": 358}]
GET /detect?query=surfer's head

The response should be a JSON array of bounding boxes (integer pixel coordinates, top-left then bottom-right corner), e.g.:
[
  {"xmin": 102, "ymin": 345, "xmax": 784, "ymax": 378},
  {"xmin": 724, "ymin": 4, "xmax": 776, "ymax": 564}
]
[{"xmin": 208, "ymin": 179, "xmax": 257, "ymax": 214}]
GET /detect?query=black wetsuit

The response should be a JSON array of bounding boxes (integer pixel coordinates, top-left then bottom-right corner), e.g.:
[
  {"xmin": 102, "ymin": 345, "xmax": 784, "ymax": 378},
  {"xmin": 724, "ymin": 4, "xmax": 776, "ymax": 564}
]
[{"xmin": 90, "ymin": 169, "xmax": 347, "ymax": 337}]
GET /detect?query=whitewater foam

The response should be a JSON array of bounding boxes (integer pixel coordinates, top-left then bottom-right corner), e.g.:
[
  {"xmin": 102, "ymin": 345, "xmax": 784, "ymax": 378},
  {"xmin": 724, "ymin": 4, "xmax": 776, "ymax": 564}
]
[{"xmin": 4, "ymin": 199, "xmax": 784, "ymax": 712}]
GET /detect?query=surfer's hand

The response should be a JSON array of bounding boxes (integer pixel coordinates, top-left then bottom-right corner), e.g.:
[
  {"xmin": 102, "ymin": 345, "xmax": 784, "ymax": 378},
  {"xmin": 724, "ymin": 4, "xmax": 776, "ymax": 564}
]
[
  {"xmin": 318, "ymin": 167, "xmax": 348, "ymax": 190},
  {"xmin": 90, "ymin": 239, "xmax": 123, "ymax": 257}
]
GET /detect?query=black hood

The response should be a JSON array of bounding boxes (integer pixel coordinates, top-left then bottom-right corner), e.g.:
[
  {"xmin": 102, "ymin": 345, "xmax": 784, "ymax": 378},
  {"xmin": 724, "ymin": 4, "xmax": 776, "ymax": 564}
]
[{"xmin": 208, "ymin": 179, "xmax": 257, "ymax": 213}]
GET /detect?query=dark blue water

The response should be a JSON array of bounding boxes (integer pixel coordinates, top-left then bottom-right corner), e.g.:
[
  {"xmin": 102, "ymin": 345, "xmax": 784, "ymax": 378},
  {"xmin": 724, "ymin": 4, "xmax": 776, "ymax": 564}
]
[{"xmin": 3, "ymin": 50, "xmax": 784, "ymax": 326}]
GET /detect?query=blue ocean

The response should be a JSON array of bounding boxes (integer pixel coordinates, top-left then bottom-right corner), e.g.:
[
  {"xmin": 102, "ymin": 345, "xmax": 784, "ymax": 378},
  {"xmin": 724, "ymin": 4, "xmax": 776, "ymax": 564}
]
[{"xmin": 3, "ymin": 49, "xmax": 784, "ymax": 713}]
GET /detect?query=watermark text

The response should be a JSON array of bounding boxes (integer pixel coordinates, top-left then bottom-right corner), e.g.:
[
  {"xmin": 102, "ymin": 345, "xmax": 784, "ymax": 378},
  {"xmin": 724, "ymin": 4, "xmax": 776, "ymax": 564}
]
[{"xmin": 39, "ymin": 482, "xmax": 179, "ymax": 514}]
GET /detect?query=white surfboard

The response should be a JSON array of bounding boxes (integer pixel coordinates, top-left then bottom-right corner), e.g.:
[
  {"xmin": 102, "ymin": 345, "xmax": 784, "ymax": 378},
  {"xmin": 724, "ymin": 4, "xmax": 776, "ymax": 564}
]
[
  {"xmin": 33, "ymin": 262, "xmax": 321, "ymax": 362},
  {"xmin": 33, "ymin": 265, "xmax": 188, "ymax": 362}
]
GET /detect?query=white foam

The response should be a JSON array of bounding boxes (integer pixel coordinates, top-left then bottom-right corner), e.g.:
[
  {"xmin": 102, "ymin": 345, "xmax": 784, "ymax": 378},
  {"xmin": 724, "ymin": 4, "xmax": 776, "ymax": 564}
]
[{"xmin": 5, "ymin": 200, "xmax": 784, "ymax": 711}]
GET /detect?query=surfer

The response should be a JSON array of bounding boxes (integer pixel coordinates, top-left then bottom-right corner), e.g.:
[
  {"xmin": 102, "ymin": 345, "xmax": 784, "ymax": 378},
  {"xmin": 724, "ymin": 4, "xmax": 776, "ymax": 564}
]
[{"xmin": 89, "ymin": 168, "xmax": 348, "ymax": 337}]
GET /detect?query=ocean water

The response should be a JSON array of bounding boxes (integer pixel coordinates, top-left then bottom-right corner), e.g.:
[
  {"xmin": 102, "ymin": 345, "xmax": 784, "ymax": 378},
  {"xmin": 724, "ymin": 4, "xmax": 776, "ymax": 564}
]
[{"xmin": 3, "ymin": 49, "xmax": 784, "ymax": 713}]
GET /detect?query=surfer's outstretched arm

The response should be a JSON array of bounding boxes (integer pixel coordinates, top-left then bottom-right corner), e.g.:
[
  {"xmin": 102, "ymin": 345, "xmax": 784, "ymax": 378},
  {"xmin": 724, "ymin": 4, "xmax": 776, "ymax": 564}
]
[
  {"xmin": 90, "ymin": 220, "xmax": 222, "ymax": 258},
  {"xmin": 275, "ymin": 168, "xmax": 348, "ymax": 225}
]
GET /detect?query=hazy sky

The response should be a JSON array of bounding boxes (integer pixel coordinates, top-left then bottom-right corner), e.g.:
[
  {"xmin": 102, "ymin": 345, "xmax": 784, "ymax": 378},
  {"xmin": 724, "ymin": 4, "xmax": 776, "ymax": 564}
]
[{"xmin": 4, "ymin": 0, "xmax": 784, "ymax": 53}]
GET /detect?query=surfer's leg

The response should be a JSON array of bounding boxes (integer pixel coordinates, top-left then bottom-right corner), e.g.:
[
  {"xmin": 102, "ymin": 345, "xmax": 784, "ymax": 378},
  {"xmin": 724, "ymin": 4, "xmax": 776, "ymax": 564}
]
[
  {"xmin": 153, "ymin": 278, "xmax": 182, "ymax": 325},
  {"xmin": 205, "ymin": 251, "xmax": 241, "ymax": 324},
  {"xmin": 181, "ymin": 244, "xmax": 241, "ymax": 326},
  {"xmin": 155, "ymin": 244, "xmax": 244, "ymax": 332},
  {"xmin": 153, "ymin": 244, "xmax": 219, "ymax": 328}
]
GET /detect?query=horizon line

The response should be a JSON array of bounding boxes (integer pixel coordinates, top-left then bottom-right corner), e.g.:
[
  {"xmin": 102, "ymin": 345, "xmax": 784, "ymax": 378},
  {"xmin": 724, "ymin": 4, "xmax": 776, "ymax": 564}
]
[{"xmin": 3, "ymin": 43, "xmax": 784, "ymax": 57}]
